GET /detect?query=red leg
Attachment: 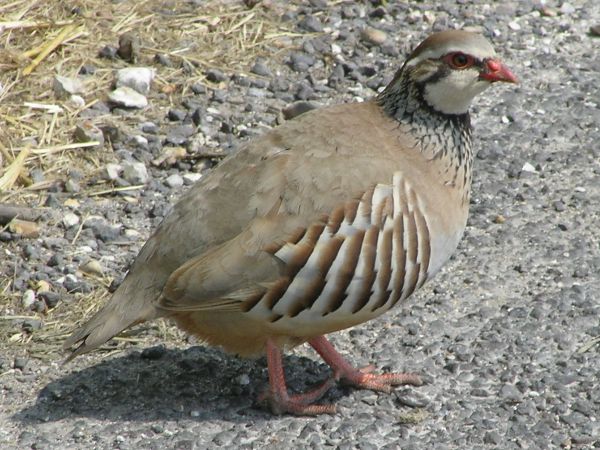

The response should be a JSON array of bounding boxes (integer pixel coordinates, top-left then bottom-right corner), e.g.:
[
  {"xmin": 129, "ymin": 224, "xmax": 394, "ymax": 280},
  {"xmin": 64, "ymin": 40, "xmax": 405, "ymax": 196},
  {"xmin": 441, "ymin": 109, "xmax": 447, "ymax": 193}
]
[
  {"xmin": 309, "ymin": 335, "xmax": 422, "ymax": 392},
  {"xmin": 259, "ymin": 339, "xmax": 336, "ymax": 415}
]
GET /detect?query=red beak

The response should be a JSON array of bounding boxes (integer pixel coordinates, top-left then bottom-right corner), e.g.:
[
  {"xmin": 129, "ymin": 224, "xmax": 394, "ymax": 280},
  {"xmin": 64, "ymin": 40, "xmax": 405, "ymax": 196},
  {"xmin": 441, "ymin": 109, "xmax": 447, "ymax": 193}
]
[{"xmin": 480, "ymin": 59, "xmax": 518, "ymax": 84}]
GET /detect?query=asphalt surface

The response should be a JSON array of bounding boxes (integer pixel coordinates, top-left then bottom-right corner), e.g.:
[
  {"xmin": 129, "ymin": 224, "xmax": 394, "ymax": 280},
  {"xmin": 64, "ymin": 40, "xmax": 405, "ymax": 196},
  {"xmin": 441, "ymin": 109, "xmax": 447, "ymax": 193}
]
[{"xmin": 2, "ymin": 1, "xmax": 600, "ymax": 449}]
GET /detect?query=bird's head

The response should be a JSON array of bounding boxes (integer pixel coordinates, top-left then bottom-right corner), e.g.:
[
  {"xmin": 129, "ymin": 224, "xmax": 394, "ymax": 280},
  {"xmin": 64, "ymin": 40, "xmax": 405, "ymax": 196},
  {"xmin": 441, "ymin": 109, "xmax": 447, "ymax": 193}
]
[{"xmin": 383, "ymin": 30, "xmax": 518, "ymax": 116}]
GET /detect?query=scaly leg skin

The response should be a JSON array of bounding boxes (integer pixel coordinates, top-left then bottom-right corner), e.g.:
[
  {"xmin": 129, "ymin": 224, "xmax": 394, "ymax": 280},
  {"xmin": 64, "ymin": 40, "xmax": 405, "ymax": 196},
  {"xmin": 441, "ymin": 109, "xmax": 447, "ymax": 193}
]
[
  {"xmin": 258, "ymin": 339, "xmax": 337, "ymax": 415},
  {"xmin": 309, "ymin": 335, "xmax": 423, "ymax": 392}
]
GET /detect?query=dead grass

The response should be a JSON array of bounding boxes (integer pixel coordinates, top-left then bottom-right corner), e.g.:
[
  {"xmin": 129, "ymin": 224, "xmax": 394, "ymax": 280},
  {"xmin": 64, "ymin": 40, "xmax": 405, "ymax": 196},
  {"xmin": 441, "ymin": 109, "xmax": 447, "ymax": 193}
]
[{"xmin": 0, "ymin": 0, "xmax": 304, "ymax": 357}]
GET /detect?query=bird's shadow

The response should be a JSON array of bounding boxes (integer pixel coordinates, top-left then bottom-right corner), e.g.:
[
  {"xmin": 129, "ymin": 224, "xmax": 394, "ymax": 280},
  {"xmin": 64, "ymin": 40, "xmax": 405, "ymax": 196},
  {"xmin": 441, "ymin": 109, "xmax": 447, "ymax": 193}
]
[{"xmin": 14, "ymin": 345, "xmax": 345, "ymax": 424}]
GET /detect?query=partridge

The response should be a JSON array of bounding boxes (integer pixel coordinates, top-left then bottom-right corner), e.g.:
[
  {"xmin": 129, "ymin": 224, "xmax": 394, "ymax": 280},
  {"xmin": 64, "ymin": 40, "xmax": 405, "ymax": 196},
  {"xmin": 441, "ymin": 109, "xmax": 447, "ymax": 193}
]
[{"xmin": 64, "ymin": 30, "xmax": 517, "ymax": 415}]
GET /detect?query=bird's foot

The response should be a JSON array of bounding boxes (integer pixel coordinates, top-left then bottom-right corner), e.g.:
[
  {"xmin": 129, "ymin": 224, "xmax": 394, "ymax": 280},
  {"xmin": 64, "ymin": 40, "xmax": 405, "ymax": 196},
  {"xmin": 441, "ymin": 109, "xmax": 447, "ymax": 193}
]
[
  {"xmin": 336, "ymin": 364, "xmax": 422, "ymax": 393},
  {"xmin": 309, "ymin": 335, "xmax": 422, "ymax": 393},
  {"xmin": 258, "ymin": 377, "xmax": 337, "ymax": 415}
]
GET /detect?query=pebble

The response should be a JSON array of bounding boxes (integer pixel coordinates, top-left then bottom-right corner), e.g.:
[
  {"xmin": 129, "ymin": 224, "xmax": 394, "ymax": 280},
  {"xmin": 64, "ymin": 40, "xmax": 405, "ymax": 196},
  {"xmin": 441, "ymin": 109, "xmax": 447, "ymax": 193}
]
[
  {"xmin": 66, "ymin": 95, "xmax": 86, "ymax": 109},
  {"xmin": 117, "ymin": 32, "xmax": 140, "ymax": 63},
  {"xmin": 168, "ymin": 109, "xmax": 187, "ymax": 121},
  {"xmin": 250, "ymin": 61, "xmax": 271, "ymax": 77},
  {"xmin": 282, "ymin": 101, "xmax": 318, "ymax": 120},
  {"xmin": 104, "ymin": 163, "xmax": 123, "ymax": 180},
  {"xmin": 560, "ymin": 3, "xmax": 576, "ymax": 14},
  {"xmin": 206, "ymin": 68, "xmax": 227, "ymax": 83},
  {"xmin": 21, "ymin": 289, "xmax": 36, "ymax": 310},
  {"xmin": 73, "ymin": 121, "xmax": 104, "ymax": 148},
  {"xmin": 53, "ymin": 75, "xmax": 85, "ymax": 98},
  {"xmin": 298, "ymin": 15, "xmax": 323, "ymax": 32},
  {"xmin": 122, "ymin": 161, "xmax": 149, "ymax": 184},
  {"xmin": 115, "ymin": 67, "xmax": 155, "ymax": 95},
  {"xmin": 108, "ymin": 87, "xmax": 148, "ymax": 109},
  {"xmin": 360, "ymin": 27, "xmax": 388, "ymax": 45},
  {"xmin": 38, "ymin": 291, "xmax": 60, "ymax": 309},
  {"xmin": 22, "ymin": 319, "xmax": 42, "ymax": 332},
  {"xmin": 62, "ymin": 212, "xmax": 80, "ymax": 228},
  {"xmin": 165, "ymin": 174, "xmax": 184, "ymax": 188},
  {"xmin": 13, "ymin": 357, "xmax": 28, "ymax": 370},
  {"xmin": 79, "ymin": 259, "xmax": 104, "ymax": 276},
  {"xmin": 182, "ymin": 173, "xmax": 202, "ymax": 185},
  {"xmin": 141, "ymin": 345, "xmax": 167, "ymax": 360},
  {"xmin": 9, "ymin": 219, "xmax": 39, "ymax": 238}
]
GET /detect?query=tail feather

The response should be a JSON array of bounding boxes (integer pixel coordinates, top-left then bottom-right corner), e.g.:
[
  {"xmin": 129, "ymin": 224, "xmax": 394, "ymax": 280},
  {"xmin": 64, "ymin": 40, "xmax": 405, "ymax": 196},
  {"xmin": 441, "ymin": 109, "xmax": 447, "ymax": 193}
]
[{"xmin": 63, "ymin": 278, "xmax": 162, "ymax": 362}]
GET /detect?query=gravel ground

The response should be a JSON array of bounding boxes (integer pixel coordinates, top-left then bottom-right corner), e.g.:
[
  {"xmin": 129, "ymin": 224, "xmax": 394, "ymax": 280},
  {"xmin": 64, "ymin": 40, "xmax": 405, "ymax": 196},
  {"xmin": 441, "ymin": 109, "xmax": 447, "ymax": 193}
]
[{"xmin": 2, "ymin": 1, "xmax": 600, "ymax": 449}]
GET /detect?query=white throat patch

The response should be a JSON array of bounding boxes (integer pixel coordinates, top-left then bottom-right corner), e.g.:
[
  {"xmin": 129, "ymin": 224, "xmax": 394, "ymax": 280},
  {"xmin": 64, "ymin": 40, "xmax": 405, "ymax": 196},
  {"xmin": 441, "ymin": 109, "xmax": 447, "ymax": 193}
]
[{"xmin": 423, "ymin": 69, "xmax": 491, "ymax": 115}]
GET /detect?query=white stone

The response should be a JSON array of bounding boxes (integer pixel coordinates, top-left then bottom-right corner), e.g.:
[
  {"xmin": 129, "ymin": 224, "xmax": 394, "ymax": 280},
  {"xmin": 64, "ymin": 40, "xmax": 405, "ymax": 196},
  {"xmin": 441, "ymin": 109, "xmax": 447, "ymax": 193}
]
[
  {"xmin": 122, "ymin": 161, "xmax": 149, "ymax": 184},
  {"xmin": 115, "ymin": 67, "xmax": 156, "ymax": 95},
  {"xmin": 521, "ymin": 162, "xmax": 537, "ymax": 173},
  {"xmin": 182, "ymin": 173, "xmax": 202, "ymax": 185},
  {"xmin": 67, "ymin": 95, "xmax": 86, "ymax": 108},
  {"xmin": 165, "ymin": 174, "xmax": 184, "ymax": 188},
  {"xmin": 108, "ymin": 87, "xmax": 148, "ymax": 109},
  {"xmin": 62, "ymin": 212, "xmax": 80, "ymax": 228},
  {"xmin": 54, "ymin": 75, "xmax": 85, "ymax": 97},
  {"xmin": 21, "ymin": 289, "xmax": 36, "ymax": 309},
  {"xmin": 104, "ymin": 163, "xmax": 123, "ymax": 181}
]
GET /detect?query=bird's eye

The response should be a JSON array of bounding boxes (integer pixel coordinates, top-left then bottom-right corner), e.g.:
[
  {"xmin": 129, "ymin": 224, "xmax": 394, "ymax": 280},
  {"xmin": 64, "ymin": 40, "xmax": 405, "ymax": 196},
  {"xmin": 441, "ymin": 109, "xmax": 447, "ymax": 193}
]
[{"xmin": 446, "ymin": 52, "xmax": 474, "ymax": 69}]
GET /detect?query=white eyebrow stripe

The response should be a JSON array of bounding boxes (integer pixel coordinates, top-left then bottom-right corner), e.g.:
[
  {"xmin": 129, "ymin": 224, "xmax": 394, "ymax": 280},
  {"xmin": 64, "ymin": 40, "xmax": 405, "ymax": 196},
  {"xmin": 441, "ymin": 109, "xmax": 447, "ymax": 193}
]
[{"xmin": 406, "ymin": 44, "xmax": 496, "ymax": 67}]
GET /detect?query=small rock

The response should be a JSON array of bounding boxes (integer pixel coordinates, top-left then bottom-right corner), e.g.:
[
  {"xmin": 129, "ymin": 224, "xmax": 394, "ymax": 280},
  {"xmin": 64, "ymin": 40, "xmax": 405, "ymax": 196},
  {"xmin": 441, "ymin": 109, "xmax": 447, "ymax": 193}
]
[
  {"xmin": 154, "ymin": 53, "xmax": 173, "ymax": 67},
  {"xmin": 22, "ymin": 319, "xmax": 42, "ymax": 332},
  {"xmin": 500, "ymin": 384, "xmax": 522, "ymax": 402},
  {"xmin": 53, "ymin": 75, "xmax": 85, "ymax": 98},
  {"xmin": 140, "ymin": 122, "xmax": 158, "ymax": 134},
  {"xmin": 590, "ymin": 25, "xmax": 600, "ymax": 36},
  {"xmin": 79, "ymin": 259, "xmax": 104, "ymax": 276},
  {"xmin": 484, "ymin": 431, "xmax": 503, "ymax": 445},
  {"xmin": 115, "ymin": 67, "xmax": 155, "ymax": 95},
  {"xmin": 559, "ymin": 3, "xmax": 575, "ymax": 15},
  {"xmin": 553, "ymin": 200, "xmax": 566, "ymax": 212},
  {"xmin": 103, "ymin": 163, "xmax": 123, "ymax": 180},
  {"xmin": 141, "ymin": 345, "xmax": 166, "ymax": 360},
  {"xmin": 117, "ymin": 32, "xmax": 140, "ymax": 63},
  {"xmin": 9, "ymin": 219, "xmax": 39, "ymax": 238},
  {"xmin": 237, "ymin": 373, "xmax": 250, "ymax": 385},
  {"xmin": 73, "ymin": 121, "xmax": 104, "ymax": 148},
  {"xmin": 152, "ymin": 147, "xmax": 187, "ymax": 167},
  {"xmin": 165, "ymin": 174, "xmax": 184, "ymax": 188},
  {"xmin": 98, "ymin": 45, "xmax": 118, "ymax": 59},
  {"xmin": 360, "ymin": 27, "xmax": 388, "ymax": 45},
  {"xmin": 168, "ymin": 109, "xmax": 187, "ymax": 121},
  {"xmin": 122, "ymin": 161, "xmax": 149, "ymax": 184},
  {"xmin": 182, "ymin": 173, "xmax": 202, "ymax": 185},
  {"xmin": 21, "ymin": 290, "xmax": 36, "ymax": 310},
  {"xmin": 521, "ymin": 162, "xmax": 537, "ymax": 174},
  {"xmin": 539, "ymin": 6, "xmax": 557, "ymax": 17},
  {"xmin": 298, "ymin": 15, "xmax": 323, "ymax": 33},
  {"xmin": 108, "ymin": 87, "xmax": 148, "ymax": 109},
  {"xmin": 508, "ymin": 21, "xmax": 521, "ymax": 31},
  {"xmin": 62, "ymin": 212, "xmax": 80, "ymax": 228},
  {"xmin": 250, "ymin": 61, "xmax": 271, "ymax": 77},
  {"xmin": 165, "ymin": 125, "xmax": 195, "ymax": 146},
  {"xmin": 396, "ymin": 389, "xmax": 430, "ymax": 408},
  {"xmin": 38, "ymin": 291, "xmax": 60, "ymax": 309},
  {"xmin": 64, "ymin": 179, "xmax": 81, "ymax": 193},
  {"xmin": 13, "ymin": 357, "xmax": 28, "ymax": 370},
  {"xmin": 66, "ymin": 95, "xmax": 86, "ymax": 109},
  {"xmin": 205, "ymin": 68, "xmax": 227, "ymax": 83},
  {"xmin": 282, "ymin": 101, "xmax": 318, "ymax": 120}
]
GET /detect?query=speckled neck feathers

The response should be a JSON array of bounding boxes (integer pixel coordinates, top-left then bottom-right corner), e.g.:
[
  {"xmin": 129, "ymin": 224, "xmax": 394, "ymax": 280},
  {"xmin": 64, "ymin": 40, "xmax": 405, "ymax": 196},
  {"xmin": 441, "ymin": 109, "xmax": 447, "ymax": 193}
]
[{"xmin": 376, "ymin": 68, "xmax": 474, "ymax": 196}]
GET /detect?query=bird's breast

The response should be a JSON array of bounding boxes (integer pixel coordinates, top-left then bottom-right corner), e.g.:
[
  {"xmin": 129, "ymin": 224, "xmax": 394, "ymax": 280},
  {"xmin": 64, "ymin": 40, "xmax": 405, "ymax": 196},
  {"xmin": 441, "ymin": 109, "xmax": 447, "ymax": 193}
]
[{"xmin": 243, "ymin": 171, "xmax": 467, "ymax": 337}]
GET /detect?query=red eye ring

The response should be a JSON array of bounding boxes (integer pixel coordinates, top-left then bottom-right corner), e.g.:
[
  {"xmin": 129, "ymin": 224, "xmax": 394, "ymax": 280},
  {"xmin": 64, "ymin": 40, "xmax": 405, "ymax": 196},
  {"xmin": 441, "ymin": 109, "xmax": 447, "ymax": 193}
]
[{"xmin": 445, "ymin": 52, "xmax": 474, "ymax": 69}]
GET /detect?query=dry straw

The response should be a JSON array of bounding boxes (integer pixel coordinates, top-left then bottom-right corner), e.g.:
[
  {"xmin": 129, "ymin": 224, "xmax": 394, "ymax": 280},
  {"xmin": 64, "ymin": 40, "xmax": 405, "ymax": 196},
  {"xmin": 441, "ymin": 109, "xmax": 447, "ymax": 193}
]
[{"xmin": 0, "ymin": 0, "xmax": 305, "ymax": 357}]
